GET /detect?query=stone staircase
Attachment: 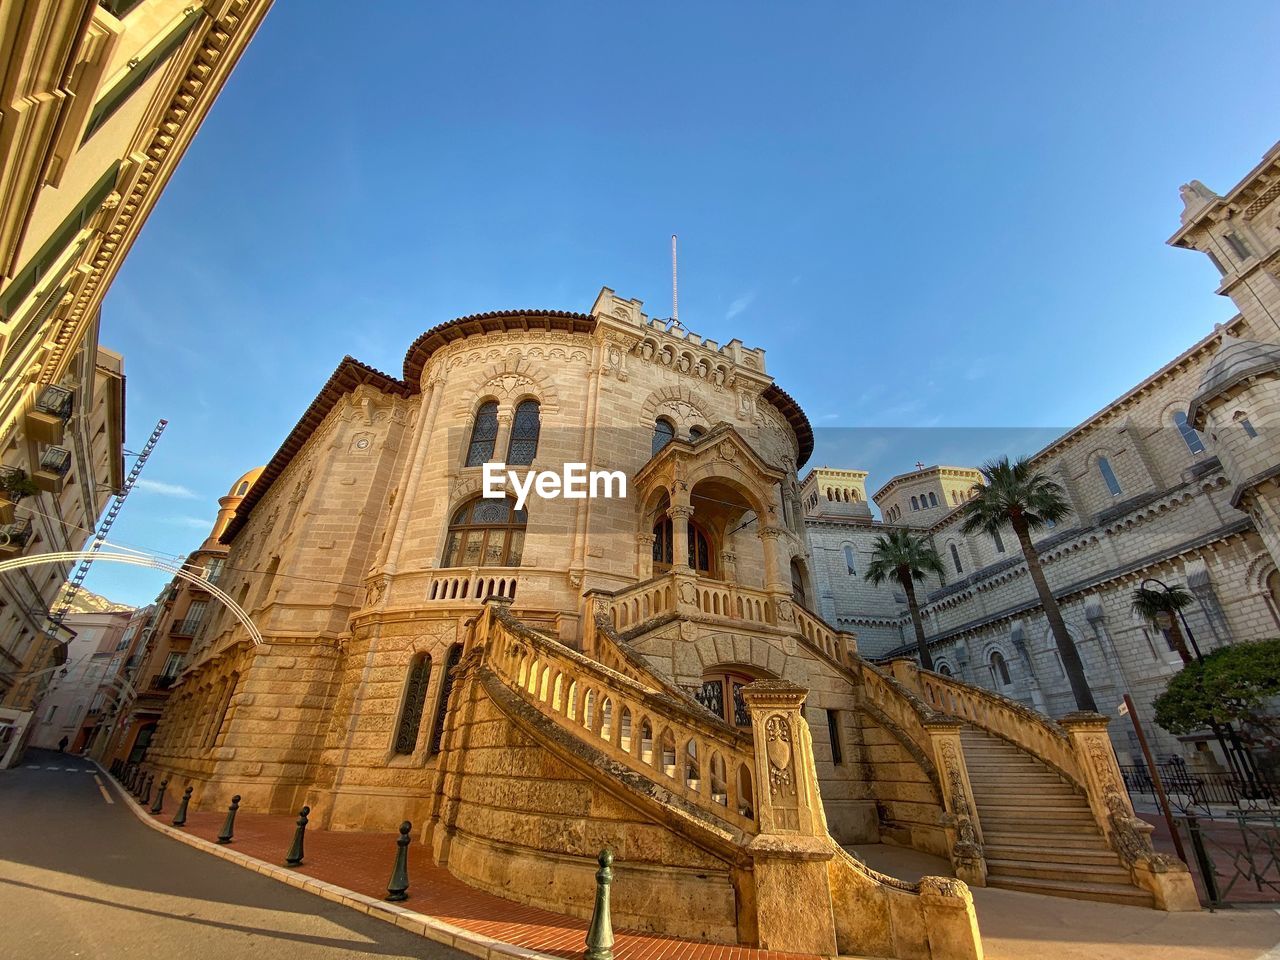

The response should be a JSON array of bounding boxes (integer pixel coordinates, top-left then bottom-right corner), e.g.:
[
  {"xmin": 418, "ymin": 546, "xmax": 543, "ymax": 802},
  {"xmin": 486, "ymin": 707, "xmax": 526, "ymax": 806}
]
[{"xmin": 959, "ymin": 727, "xmax": 1154, "ymax": 907}]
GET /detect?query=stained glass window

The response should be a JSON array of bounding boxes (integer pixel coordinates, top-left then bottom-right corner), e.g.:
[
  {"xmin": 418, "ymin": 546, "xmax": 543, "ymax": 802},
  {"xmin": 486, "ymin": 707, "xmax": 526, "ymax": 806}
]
[
  {"xmin": 507, "ymin": 400, "xmax": 540, "ymax": 465},
  {"xmin": 466, "ymin": 401, "xmax": 499, "ymax": 466},
  {"xmin": 652, "ymin": 418, "xmax": 675, "ymax": 456},
  {"xmin": 394, "ymin": 654, "xmax": 432, "ymax": 754},
  {"xmin": 429, "ymin": 644, "xmax": 464, "ymax": 755},
  {"xmin": 696, "ymin": 680, "xmax": 724, "ymax": 718},
  {"xmin": 442, "ymin": 497, "xmax": 526, "ymax": 568},
  {"xmin": 651, "ymin": 516, "xmax": 713, "ymax": 575}
]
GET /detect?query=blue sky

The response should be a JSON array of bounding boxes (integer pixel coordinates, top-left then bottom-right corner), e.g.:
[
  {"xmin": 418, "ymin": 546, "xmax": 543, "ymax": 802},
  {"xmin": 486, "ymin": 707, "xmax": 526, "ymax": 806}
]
[{"xmin": 84, "ymin": 1, "xmax": 1280, "ymax": 605}]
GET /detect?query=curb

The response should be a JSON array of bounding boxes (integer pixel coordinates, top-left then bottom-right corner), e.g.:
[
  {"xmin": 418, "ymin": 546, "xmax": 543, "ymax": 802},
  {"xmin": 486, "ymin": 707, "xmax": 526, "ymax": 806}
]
[{"xmin": 96, "ymin": 763, "xmax": 561, "ymax": 960}]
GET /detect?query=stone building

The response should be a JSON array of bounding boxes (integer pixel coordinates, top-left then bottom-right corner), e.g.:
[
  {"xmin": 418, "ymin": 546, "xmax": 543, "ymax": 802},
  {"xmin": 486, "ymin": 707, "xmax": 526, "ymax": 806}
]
[
  {"xmin": 101, "ymin": 467, "xmax": 260, "ymax": 769},
  {"xmin": 28, "ymin": 606, "xmax": 132, "ymax": 751},
  {"xmin": 805, "ymin": 141, "xmax": 1280, "ymax": 769},
  {"xmin": 140, "ymin": 288, "xmax": 1193, "ymax": 957}
]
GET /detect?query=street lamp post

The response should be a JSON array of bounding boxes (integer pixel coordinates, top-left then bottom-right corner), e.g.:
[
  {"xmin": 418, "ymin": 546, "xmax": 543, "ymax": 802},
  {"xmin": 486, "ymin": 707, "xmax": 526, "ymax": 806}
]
[{"xmin": 1140, "ymin": 576, "xmax": 1263, "ymax": 793}]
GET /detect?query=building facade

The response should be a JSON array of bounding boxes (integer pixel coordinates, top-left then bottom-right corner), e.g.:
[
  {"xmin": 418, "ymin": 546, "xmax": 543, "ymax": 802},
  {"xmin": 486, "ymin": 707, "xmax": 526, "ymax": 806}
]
[
  {"xmin": 101, "ymin": 467, "xmax": 259, "ymax": 769},
  {"xmin": 0, "ymin": 340, "xmax": 125, "ymax": 764},
  {"xmin": 135, "ymin": 288, "xmax": 1191, "ymax": 957},
  {"xmin": 28, "ymin": 606, "xmax": 132, "ymax": 751},
  {"xmin": 806, "ymin": 142, "xmax": 1280, "ymax": 770}
]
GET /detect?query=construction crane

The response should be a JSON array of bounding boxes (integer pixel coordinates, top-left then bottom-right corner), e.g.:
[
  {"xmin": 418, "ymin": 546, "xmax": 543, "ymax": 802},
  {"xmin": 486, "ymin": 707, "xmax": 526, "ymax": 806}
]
[{"xmin": 47, "ymin": 418, "xmax": 168, "ymax": 628}]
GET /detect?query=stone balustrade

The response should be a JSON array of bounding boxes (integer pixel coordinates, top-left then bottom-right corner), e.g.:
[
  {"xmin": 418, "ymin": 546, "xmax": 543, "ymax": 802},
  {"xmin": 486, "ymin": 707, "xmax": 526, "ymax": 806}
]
[
  {"xmin": 904, "ymin": 662, "xmax": 1084, "ymax": 786},
  {"xmin": 483, "ymin": 604, "xmax": 760, "ymax": 834},
  {"xmin": 425, "ymin": 567, "xmax": 519, "ymax": 603},
  {"xmin": 601, "ymin": 572, "xmax": 855, "ymax": 668}
]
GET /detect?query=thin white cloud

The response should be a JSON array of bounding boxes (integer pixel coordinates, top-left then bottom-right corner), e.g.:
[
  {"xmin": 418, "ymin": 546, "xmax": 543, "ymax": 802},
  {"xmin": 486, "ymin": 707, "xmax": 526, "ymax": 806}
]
[
  {"xmin": 726, "ymin": 292, "xmax": 756, "ymax": 320},
  {"xmin": 135, "ymin": 479, "xmax": 198, "ymax": 499},
  {"xmin": 163, "ymin": 516, "xmax": 212, "ymax": 530},
  {"xmin": 817, "ymin": 413, "xmax": 841, "ymax": 422}
]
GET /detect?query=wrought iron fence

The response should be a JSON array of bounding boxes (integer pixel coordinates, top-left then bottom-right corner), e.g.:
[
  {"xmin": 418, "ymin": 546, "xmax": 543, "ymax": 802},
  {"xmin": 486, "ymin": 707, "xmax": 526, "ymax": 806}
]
[
  {"xmin": 1120, "ymin": 762, "xmax": 1278, "ymax": 815},
  {"xmin": 1177, "ymin": 813, "xmax": 1280, "ymax": 907}
]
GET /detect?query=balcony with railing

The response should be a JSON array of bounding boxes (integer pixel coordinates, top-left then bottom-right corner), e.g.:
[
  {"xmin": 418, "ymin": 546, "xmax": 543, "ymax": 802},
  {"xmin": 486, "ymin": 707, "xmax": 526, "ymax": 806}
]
[
  {"xmin": 26, "ymin": 386, "xmax": 74, "ymax": 445},
  {"xmin": 34, "ymin": 445, "xmax": 72, "ymax": 492},
  {"xmin": 169, "ymin": 617, "xmax": 203, "ymax": 638},
  {"xmin": 425, "ymin": 567, "xmax": 519, "ymax": 604},
  {"xmin": 601, "ymin": 571, "xmax": 857, "ymax": 668},
  {"xmin": 0, "ymin": 517, "xmax": 34, "ymax": 556}
]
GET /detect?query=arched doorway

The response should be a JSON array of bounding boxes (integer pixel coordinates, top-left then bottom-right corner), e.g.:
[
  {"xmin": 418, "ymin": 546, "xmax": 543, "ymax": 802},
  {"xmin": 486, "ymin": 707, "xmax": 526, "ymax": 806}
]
[{"xmin": 790, "ymin": 558, "xmax": 811, "ymax": 610}]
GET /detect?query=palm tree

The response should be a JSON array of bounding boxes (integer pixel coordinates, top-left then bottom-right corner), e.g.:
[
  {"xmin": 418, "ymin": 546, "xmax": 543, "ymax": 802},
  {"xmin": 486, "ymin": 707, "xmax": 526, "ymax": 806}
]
[
  {"xmin": 959, "ymin": 455, "xmax": 1097, "ymax": 712},
  {"xmin": 865, "ymin": 528, "xmax": 946, "ymax": 671},
  {"xmin": 1131, "ymin": 584, "xmax": 1195, "ymax": 665}
]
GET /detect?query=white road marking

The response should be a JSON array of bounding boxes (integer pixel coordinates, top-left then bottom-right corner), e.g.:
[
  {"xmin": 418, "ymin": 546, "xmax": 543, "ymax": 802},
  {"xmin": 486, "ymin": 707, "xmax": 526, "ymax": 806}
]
[
  {"xmin": 94, "ymin": 774, "xmax": 114, "ymax": 805},
  {"xmin": 25, "ymin": 765, "xmax": 41, "ymax": 769}
]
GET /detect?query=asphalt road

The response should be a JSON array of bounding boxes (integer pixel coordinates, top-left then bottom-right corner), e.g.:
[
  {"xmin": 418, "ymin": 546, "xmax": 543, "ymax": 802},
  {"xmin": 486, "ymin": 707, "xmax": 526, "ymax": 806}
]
[{"xmin": 0, "ymin": 749, "xmax": 466, "ymax": 960}]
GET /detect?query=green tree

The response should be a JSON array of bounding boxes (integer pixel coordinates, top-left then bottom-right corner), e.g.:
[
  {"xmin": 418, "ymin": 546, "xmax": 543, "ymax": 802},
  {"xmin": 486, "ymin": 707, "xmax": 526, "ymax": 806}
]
[
  {"xmin": 1131, "ymin": 584, "xmax": 1195, "ymax": 665},
  {"xmin": 1153, "ymin": 639, "xmax": 1280, "ymax": 746},
  {"xmin": 864, "ymin": 528, "xmax": 946, "ymax": 671},
  {"xmin": 959, "ymin": 455, "xmax": 1096, "ymax": 711}
]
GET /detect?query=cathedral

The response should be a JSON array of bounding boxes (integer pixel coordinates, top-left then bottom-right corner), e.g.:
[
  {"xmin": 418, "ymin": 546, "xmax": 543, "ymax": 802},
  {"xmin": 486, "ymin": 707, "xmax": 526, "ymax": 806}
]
[{"xmin": 137, "ymin": 278, "xmax": 1201, "ymax": 956}]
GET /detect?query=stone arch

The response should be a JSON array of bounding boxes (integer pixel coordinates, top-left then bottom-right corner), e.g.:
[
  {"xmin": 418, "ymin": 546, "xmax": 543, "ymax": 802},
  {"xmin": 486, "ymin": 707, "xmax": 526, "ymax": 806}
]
[
  {"xmin": 452, "ymin": 358, "xmax": 562, "ymax": 419},
  {"xmin": 639, "ymin": 384, "xmax": 711, "ymax": 435}
]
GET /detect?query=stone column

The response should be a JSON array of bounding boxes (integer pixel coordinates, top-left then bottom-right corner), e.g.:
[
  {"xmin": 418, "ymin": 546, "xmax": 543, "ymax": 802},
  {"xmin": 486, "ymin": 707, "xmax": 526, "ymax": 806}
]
[
  {"xmin": 1061, "ymin": 712, "xmax": 1199, "ymax": 911},
  {"xmin": 925, "ymin": 720, "xmax": 987, "ymax": 887},
  {"xmin": 492, "ymin": 406, "xmax": 514, "ymax": 464},
  {"xmin": 669, "ymin": 503, "xmax": 693, "ymax": 569},
  {"xmin": 635, "ymin": 533, "xmax": 655, "ymax": 581},
  {"xmin": 741, "ymin": 680, "xmax": 838, "ymax": 956}
]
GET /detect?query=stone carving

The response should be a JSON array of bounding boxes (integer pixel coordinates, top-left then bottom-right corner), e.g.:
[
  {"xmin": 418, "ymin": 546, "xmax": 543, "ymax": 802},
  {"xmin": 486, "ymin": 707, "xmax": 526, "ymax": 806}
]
[
  {"xmin": 678, "ymin": 580, "xmax": 697, "ymax": 605},
  {"xmin": 775, "ymin": 599, "xmax": 795, "ymax": 624},
  {"xmin": 1104, "ymin": 789, "xmax": 1157, "ymax": 866},
  {"xmin": 939, "ymin": 739, "xmax": 984, "ymax": 868},
  {"xmin": 764, "ymin": 714, "xmax": 795, "ymax": 799}
]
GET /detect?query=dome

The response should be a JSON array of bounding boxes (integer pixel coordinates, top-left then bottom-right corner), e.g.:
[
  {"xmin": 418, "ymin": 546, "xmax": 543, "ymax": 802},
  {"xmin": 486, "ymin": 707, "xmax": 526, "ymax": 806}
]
[
  {"xmin": 226, "ymin": 466, "xmax": 265, "ymax": 500},
  {"xmin": 1187, "ymin": 329, "xmax": 1280, "ymax": 428}
]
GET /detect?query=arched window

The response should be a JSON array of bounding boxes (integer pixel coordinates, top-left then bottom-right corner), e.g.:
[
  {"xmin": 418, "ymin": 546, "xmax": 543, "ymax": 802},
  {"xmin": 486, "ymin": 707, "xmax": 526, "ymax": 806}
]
[
  {"xmin": 466, "ymin": 401, "xmax": 499, "ymax": 466},
  {"xmin": 791, "ymin": 559, "xmax": 809, "ymax": 608},
  {"xmin": 506, "ymin": 399, "xmax": 540, "ymax": 465},
  {"xmin": 1098, "ymin": 457, "xmax": 1122, "ymax": 497},
  {"xmin": 928, "ymin": 492, "xmax": 938, "ymax": 507},
  {"xmin": 989, "ymin": 651, "xmax": 1011, "ymax": 687},
  {"xmin": 442, "ymin": 497, "xmax": 526, "ymax": 568},
  {"xmin": 991, "ymin": 529, "xmax": 1005, "ymax": 553},
  {"xmin": 235, "ymin": 481, "xmax": 249, "ymax": 496},
  {"xmin": 949, "ymin": 543, "xmax": 963, "ymax": 575},
  {"xmin": 844, "ymin": 545, "xmax": 856, "ymax": 576},
  {"xmin": 653, "ymin": 515, "xmax": 713, "ymax": 576},
  {"xmin": 394, "ymin": 654, "xmax": 432, "ymax": 754},
  {"xmin": 1173, "ymin": 411, "xmax": 1205, "ymax": 455},
  {"xmin": 938, "ymin": 664, "xmax": 953, "ymax": 677},
  {"xmin": 652, "ymin": 418, "xmax": 675, "ymax": 456},
  {"xmin": 689, "ymin": 426, "xmax": 705, "ymax": 441},
  {"xmin": 696, "ymin": 669, "xmax": 758, "ymax": 728},
  {"xmin": 429, "ymin": 644, "xmax": 464, "ymax": 755},
  {"xmin": 1241, "ymin": 417, "xmax": 1259, "ymax": 439},
  {"xmin": 910, "ymin": 496, "xmax": 919, "ymax": 510}
]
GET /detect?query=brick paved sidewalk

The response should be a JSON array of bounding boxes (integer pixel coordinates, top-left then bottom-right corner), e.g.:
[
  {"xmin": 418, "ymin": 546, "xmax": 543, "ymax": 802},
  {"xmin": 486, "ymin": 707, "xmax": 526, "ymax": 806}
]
[{"xmin": 140, "ymin": 801, "xmax": 816, "ymax": 960}]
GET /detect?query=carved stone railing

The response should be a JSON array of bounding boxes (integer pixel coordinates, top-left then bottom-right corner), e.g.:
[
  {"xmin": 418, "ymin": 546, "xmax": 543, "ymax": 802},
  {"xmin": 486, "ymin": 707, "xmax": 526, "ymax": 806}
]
[
  {"xmin": 426, "ymin": 567, "xmax": 519, "ymax": 604},
  {"xmin": 894, "ymin": 660, "xmax": 1084, "ymax": 786},
  {"xmin": 888, "ymin": 659, "xmax": 1199, "ymax": 910},
  {"xmin": 858, "ymin": 661, "xmax": 944, "ymax": 794},
  {"xmin": 599, "ymin": 571, "xmax": 856, "ymax": 668},
  {"xmin": 481, "ymin": 603, "xmax": 759, "ymax": 834}
]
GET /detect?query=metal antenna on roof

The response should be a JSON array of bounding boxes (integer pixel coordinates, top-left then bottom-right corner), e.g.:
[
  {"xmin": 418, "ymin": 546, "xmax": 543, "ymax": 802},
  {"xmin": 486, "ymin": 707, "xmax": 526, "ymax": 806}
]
[{"xmin": 669, "ymin": 234, "xmax": 683, "ymax": 330}]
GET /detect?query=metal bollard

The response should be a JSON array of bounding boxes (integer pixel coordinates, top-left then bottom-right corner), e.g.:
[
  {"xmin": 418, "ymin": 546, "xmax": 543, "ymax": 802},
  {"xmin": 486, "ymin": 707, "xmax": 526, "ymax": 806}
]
[
  {"xmin": 216, "ymin": 795, "xmax": 241, "ymax": 844},
  {"xmin": 139, "ymin": 774, "xmax": 154, "ymax": 806},
  {"xmin": 123, "ymin": 766, "xmax": 134, "ymax": 790},
  {"xmin": 150, "ymin": 778, "xmax": 168, "ymax": 815},
  {"xmin": 584, "ymin": 848, "xmax": 615, "ymax": 960},
  {"xmin": 385, "ymin": 821, "xmax": 412, "ymax": 901},
  {"xmin": 172, "ymin": 786, "xmax": 193, "ymax": 827},
  {"xmin": 285, "ymin": 805, "xmax": 310, "ymax": 866}
]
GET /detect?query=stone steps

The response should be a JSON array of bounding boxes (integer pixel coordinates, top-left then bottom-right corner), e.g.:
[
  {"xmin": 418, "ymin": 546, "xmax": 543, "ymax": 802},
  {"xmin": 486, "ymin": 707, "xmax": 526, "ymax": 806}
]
[
  {"xmin": 955, "ymin": 726, "xmax": 1149, "ymax": 907},
  {"xmin": 985, "ymin": 874, "xmax": 1154, "ymax": 907}
]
